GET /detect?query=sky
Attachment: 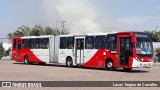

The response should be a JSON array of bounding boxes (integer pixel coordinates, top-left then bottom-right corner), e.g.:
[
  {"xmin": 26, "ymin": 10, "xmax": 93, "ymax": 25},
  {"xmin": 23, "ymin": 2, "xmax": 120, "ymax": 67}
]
[{"xmin": 0, "ymin": 0, "xmax": 160, "ymax": 42}]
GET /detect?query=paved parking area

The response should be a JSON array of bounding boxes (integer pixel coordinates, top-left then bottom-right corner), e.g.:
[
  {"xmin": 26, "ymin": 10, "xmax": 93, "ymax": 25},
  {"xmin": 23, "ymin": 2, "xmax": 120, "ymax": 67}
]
[{"xmin": 0, "ymin": 60, "xmax": 159, "ymax": 90}]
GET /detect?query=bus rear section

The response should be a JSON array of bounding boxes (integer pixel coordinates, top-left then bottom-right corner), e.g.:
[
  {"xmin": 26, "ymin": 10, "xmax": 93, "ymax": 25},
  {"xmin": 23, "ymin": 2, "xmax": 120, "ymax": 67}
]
[
  {"xmin": 12, "ymin": 37, "xmax": 22, "ymax": 62},
  {"xmin": 12, "ymin": 36, "xmax": 55, "ymax": 64}
]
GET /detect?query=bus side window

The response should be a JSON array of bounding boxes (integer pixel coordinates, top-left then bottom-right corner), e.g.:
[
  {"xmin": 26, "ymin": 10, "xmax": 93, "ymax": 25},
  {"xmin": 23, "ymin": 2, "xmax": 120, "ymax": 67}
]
[
  {"xmin": 95, "ymin": 36, "xmax": 105, "ymax": 49},
  {"xmin": 106, "ymin": 34, "xmax": 116, "ymax": 49},
  {"xmin": 67, "ymin": 37, "xmax": 74, "ymax": 49},
  {"xmin": 13, "ymin": 39, "xmax": 16, "ymax": 49},
  {"xmin": 18, "ymin": 42, "xmax": 21, "ymax": 49},
  {"xmin": 35, "ymin": 38, "xmax": 42, "ymax": 49},
  {"xmin": 29, "ymin": 39, "xmax": 35, "ymax": 49},
  {"xmin": 60, "ymin": 37, "xmax": 67, "ymax": 49},
  {"xmin": 42, "ymin": 38, "xmax": 49, "ymax": 49},
  {"xmin": 22, "ymin": 39, "xmax": 28, "ymax": 48},
  {"xmin": 85, "ymin": 36, "xmax": 94, "ymax": 49}
]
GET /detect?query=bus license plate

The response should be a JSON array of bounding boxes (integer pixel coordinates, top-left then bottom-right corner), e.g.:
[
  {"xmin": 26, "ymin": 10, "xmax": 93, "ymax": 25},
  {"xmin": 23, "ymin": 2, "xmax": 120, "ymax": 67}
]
[{"xmin": 143, "ymin": 64, "xmax": 148, "ymax": 67}]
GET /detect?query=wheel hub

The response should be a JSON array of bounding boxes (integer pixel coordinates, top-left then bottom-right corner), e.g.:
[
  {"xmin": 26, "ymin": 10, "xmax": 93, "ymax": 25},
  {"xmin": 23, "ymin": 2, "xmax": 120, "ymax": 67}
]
[
  {"xmin": 107, "ymin": 62, "xmax": 113, "ymax": 68},
  {"xmin": 68, "ymin": 61, "xmax": 71, "ymax": 66},
  {"xmin": 24, "ymin": 59, "xmax": 27, "ymax": 63}
]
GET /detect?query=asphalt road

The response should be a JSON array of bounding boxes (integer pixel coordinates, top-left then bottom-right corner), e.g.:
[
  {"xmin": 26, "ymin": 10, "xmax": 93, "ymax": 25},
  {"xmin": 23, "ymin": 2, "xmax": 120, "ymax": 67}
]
[{"xmin": 0, "ymin": 60, "xmax": 160, "ymax": 90}]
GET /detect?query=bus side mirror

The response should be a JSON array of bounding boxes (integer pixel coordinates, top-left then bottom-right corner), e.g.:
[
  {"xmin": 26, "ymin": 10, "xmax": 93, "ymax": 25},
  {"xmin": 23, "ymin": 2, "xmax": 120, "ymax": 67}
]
[{"xmin": 133, "ymin": 37, "xmax": 137, "ymax": 44}]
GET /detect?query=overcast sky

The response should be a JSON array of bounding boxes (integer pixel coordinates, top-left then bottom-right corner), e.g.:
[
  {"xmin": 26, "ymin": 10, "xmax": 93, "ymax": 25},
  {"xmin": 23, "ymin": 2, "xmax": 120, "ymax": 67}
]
[{"xmin": 0, "ymin": 0, "xmax": 160, "ymax": 40}]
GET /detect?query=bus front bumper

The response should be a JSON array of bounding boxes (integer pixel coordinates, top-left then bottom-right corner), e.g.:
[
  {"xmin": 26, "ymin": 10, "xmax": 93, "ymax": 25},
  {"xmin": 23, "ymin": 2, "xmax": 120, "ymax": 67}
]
[{"xmin": 132, "ymin": 58, "xmax": 153, "ymax": 68}]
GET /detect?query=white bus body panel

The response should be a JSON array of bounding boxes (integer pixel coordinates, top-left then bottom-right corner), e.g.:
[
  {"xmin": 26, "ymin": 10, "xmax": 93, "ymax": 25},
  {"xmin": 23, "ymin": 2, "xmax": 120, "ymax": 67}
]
[
  {"xmin": 49, "ymin": 35, "xmax": 55, "ymax": 63},
  {"xmin": 55, "ymin": 36, "xmax": 75, "ymax": 64},
  {"xmin": 22, "ymin": 36, "xmax": 53, "ymax": 63},
  {"xmin": 132, "ymin": 58, "xmax": 153, "ymax": 68},
  {"xmin": 53, "ymin": 36, "xmax": 59, "ymax": 63},
  {"xmin": 33, "ymin": 49, "xmax": 49, "ymax": 63}
]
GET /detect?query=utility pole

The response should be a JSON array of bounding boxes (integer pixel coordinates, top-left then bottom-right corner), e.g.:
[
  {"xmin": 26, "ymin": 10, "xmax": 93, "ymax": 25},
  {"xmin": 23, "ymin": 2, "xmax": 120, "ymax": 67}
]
[
  {"xmin": 56, "ymin": 21, "xmax": 59, "ymax": 35},
  {"xmin": 61, "ymin": 21, "xmax": 66, "ymax": 31},
  {"xmin": 155, "ymin": 26, "xmax": 158, "ymax": 33},
  {"xmin": 56, "ymin": 21, "xmax": 66, "ymax": 35}
]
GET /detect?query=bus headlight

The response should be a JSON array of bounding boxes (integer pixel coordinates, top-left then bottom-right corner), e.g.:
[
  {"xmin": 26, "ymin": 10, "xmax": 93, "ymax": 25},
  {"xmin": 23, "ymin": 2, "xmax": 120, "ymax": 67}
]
[
  {"xmin": 134, "ymin": 57, "xmax": 141, "ymax": 62},
  {"xmin": 141, "ymin": 58, "xmax": 144, "ymax": 61}
]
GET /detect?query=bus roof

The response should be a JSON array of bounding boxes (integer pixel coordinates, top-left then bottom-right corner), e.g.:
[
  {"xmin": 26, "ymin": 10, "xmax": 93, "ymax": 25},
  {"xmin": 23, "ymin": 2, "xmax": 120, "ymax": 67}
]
[
  {"xmin": 21, "ymin": 35, "xmax": 52, "ymax": 39},
  {"xmin": 13, "ymin": 31, "xmax": 146, "ymax": 39},
  {"xmin": 59, "ymin": 35, "xmax": 74, "ymax": 37},
  {"xmin": 117, "ymin": 31, "xmax": 146, "ymax": 35}
]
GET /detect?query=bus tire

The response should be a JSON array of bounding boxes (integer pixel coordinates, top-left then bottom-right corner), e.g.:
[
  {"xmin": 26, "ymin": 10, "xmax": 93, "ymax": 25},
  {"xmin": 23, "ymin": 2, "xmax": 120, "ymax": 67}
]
[
  {"xmin": 24, "ymin": 56, "xmax": 30, "ymax": 64},
  {"xmin": 66, "ymin": 57, "xmax": 73, "ymax": 67},
  {"xmin": 123, "ymin": 68, "xmax": 132, "ymax": 72},
  {"xmin": 105, "ymin": 59, "xmax": 115, "ymax": 70}
]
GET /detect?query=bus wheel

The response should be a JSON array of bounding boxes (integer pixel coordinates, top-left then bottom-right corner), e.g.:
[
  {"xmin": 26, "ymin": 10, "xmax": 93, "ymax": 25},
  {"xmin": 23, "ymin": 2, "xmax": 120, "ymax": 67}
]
[
  {"xmin": 66, "ymin": 58, "xmax": 73, "ymax": 67},
  {"xmin": 24, "ymin": 56, "xmax": 29, "ymax": 64},
  {"xmin": 105, "ymin": 59, "xmax": 114, "ymax": 70},
  {"xmin": 123, "ymin": 68, "xmax": 132, "ymax": 72}
]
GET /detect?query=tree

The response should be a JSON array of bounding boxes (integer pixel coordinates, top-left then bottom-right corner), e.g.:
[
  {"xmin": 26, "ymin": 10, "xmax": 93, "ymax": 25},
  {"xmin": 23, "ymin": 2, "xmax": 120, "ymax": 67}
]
[
  {"xmin": 145, "ymin": 30, "xmax": 160, "ymax": 42},
  {"xmin": 31, "ymin": 24, "xmax": 45, "ymax": 36},
  {"xmin": 7, "ymin": 24, "xmax": 70, "ymax": 41},
  {"xmin": 4, "ymin": 47, "xmax": 11, "ymax": 56},
  {"xmin": 17, "ymin": 25, "xmax": 30, "ymax": 36},
  {"xmin": 12, "ymin": 25, "xmax": 31, "ymax": 37},
  {"xmin": 60, "ymin": 29, "xmax": 70, "ymax": 35},
  {"xmin": 0, "ymin": 42, "xmax": 4, "ymax": 60},
  {"xmin": 7, "ymin": 25, "xmax": 31, "ymax": 41},
  {"xmin": 44, "ymin": 26, "xmax": 57, "ymax": 36},
  {"xmin": 7, "ymin": 33, "xmax": 13, "ymax": 41},
  {"xmin": 31, "ymin": 25, "xmax": 70, "ymax": 36}
]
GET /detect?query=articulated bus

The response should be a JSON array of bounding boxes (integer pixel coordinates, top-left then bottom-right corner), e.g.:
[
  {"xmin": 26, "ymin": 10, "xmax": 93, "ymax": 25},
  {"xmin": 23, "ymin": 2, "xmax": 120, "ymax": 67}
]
[{"xmin": 12, "ymin": 32, "xmax": 154, "ymax": 71}]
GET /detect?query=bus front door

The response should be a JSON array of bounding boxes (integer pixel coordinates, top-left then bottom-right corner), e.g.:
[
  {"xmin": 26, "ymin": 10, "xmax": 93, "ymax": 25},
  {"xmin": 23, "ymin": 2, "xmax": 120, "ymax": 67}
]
[
  {"xmin": 75, "ymin": 38, "xmax": 84, "ymax": 65},
  {"xmin": 16, "ymin": 41, "xmax": 22, "ymax": 61},
  {"xmin": 119, "ymin": 37, "xmax": 132, "ymax": 67}
]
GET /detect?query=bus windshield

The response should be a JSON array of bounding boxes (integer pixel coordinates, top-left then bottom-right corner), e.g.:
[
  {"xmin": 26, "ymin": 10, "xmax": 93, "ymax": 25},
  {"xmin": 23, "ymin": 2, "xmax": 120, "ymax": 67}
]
[{"xmin": 135, "ymin": 33, "xmax": 153, "ymax": 57}]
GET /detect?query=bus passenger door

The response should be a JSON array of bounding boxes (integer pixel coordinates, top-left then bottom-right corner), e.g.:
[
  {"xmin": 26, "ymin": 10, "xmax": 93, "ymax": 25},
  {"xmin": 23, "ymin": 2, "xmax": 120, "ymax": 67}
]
[
  {"xmin": 75, "ymin": 38, "xmax": 84, "ymax": 65},
  {"xmin": 119, "ymin": 37, "xmax": 132, "ymax": 67},
  {"xmin": 16, "ymin": 41, "xmax": 22, "ymax": 61}
]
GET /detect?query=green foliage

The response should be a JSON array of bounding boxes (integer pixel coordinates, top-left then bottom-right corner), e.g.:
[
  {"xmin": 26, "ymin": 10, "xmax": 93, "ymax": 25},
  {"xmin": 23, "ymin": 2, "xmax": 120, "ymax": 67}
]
[
  {"xmin": 4, "ymin": 47, "xmax": 11, "ymax": 56},
  {"xmin": 17, "ymin": 25, "xmax": 30, "ymax": 36},
  {"xmin": 145, "ymin": 31, "xmax": 160, "ymax": 42},
  {"xmin": 7, "ymin": 33, "xmax": 13, "ymax": 41},
  {"xmin": 156, "ymin": 48, "xmax": 160, "ymax": 57},
  {"xmin": 60, "ymin": 29, "xmax": 70, "ymax": 35},
  {"xmin": 45, "ymin": 26, "xmax": 57, "ymax": 36},
  {"xmin": 0, "ymin": 43, "xmax": 4, "ymax": 59},
  {"xmin": 31, "ymin": 24, "xmax": 44, "ymax": 36},
  {"xmin": 7, "ymin": 25, "xmax": 30, "ymax": 40},
  {"xmin": 8, "ymin": 25, "xmax": 70, "ymax": 41}
]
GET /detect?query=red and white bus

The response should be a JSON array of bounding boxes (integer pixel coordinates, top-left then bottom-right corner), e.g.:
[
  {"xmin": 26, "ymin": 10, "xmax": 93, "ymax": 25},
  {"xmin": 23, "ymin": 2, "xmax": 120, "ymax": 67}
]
[{"xmin": 12, "ymin": 32, "xmax": 154, "ymax": 71}]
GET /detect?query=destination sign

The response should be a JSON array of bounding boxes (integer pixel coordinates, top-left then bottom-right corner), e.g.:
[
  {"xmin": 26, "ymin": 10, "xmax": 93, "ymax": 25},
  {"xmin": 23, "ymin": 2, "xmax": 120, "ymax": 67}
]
[{"xmin": 134, "ymin": 34, "xmax": 148, "ymax": 38}]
